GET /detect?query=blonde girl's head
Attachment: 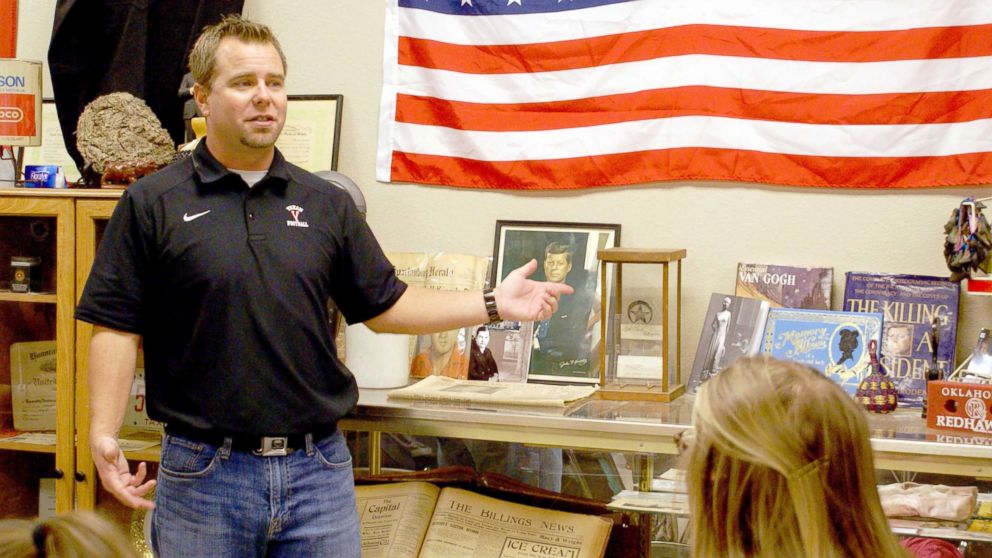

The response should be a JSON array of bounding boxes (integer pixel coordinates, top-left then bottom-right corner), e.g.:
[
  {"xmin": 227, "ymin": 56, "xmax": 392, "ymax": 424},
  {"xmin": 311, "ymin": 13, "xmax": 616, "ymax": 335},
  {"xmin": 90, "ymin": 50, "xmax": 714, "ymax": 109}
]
[
  {"xmin": 0, "ymin": 511, "xmax": 137, "ymax": 558},
  {"xmin": 686, "ymin": 356, "xmax": 907, "ymax": 558}
]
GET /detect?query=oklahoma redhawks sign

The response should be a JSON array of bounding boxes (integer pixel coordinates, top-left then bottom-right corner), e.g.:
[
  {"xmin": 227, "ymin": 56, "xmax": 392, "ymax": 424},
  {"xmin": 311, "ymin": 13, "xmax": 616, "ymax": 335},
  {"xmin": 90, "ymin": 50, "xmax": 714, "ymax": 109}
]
[{"xmin": 927, "ymin": 380, "xmax": 992, "ymax": 435}]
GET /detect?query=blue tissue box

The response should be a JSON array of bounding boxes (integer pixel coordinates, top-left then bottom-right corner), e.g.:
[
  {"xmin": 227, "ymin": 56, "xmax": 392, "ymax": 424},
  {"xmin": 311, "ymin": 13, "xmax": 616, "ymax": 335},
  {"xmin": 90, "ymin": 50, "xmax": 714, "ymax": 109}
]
[{"xmin": 23, "ymin": 165, "xmax": 64, "ymax": 188}]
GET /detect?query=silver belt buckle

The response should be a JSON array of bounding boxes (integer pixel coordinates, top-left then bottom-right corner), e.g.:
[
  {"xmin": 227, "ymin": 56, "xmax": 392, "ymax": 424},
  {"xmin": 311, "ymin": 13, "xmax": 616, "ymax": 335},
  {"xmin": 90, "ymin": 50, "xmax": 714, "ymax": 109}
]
[{"xmin": 254, "ymin": 436, "xmax": 289, "ymax": 456}]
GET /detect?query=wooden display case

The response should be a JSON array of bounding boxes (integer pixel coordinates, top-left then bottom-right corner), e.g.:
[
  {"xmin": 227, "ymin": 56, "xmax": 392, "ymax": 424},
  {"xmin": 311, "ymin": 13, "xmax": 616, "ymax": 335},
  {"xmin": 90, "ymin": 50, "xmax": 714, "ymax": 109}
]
[
  {"xmin": 0, "ymin": 189, "xmax": 122, "ymax": 518},
  {"xmin": 0, "ymin": 193, "xmax": 74, "ymax": 517},
  {"xmin": 74, "ymin": 198, "xmax": 125, "ymax": 511},
  {"xmin": 597, "ymin": 248, "xmax": 686, "ymax": 402}
]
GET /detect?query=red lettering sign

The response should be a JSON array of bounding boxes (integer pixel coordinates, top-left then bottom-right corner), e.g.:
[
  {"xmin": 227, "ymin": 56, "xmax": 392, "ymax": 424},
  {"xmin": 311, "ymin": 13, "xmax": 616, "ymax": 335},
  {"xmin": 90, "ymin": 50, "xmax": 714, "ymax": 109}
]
[
  {"xmin": 927, "ymin": 380, "xmax": 992, "ymax": 436},
  {"xmin": 0, "ymin": 93, "xmax": 35, "ymax": 137}
]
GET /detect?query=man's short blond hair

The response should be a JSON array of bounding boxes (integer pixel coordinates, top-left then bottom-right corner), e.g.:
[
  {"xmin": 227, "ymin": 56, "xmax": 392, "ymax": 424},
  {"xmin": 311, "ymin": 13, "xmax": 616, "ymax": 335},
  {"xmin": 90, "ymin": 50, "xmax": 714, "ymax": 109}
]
[{"xmin": 188, "ymin": 14, "xmax": 288, "ymax": 91}]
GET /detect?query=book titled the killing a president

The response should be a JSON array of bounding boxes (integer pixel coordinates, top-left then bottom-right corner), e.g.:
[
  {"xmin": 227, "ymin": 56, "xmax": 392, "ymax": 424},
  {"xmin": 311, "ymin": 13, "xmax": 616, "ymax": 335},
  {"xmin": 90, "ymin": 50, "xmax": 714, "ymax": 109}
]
[
  {"xmin": 760, "ymin": 308, "xmax": 883, "ymax": 396},
  {"xmin": 843, "ymin": 272, "xmax": 960, "ymax": 407},
  {"xmin": 736, "ymin": 263, "xmax": 833, "ymax": 309}
]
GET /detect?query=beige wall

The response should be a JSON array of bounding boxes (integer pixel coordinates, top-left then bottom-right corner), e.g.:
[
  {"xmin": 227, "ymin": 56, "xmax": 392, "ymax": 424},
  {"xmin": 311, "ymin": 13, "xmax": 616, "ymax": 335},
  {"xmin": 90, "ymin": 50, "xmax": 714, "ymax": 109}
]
[{"xmin": 18, "ymin": 1, "xmax": 991, "ymax": 371}]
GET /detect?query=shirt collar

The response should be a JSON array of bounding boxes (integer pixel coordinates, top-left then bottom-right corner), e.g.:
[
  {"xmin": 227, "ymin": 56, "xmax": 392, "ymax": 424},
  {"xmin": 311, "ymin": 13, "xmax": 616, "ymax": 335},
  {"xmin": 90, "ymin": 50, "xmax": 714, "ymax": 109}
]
[{"xmin": 191, "ymin": 139, "xmax": 292, "ymax": 186}]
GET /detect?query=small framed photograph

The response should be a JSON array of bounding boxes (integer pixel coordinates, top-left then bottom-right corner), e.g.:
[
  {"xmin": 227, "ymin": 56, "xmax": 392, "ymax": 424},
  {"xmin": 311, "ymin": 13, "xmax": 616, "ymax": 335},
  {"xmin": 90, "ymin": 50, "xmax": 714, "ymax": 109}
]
[
  {"xmin": 469, "ymin": 321, "xmax": 534, "ymax": 383},
  {"xmin": 276, "ymin": 94, "xmax": 344, "ymax": 171},
  {"xmin": 491, "ymin": 220, "xmax": 620, "ymax": 384}
]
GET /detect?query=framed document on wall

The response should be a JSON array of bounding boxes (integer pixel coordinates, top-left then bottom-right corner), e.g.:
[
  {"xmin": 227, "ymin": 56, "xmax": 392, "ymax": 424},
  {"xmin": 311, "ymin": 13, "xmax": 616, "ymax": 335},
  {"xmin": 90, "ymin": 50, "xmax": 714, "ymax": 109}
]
[
  {"xmin": 20, "ymin": 100, "xmax": 81, "ymax": 182},
  {"xmin": 276, "ymin": 94, "xmax": 343, "ymax": 171}
]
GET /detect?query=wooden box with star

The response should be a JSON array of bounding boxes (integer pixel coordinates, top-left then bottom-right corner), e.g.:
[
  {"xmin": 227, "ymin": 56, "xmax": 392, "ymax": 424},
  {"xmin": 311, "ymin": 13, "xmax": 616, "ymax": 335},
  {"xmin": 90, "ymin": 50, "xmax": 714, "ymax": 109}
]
[{"xmin": 597, "ymin": 247, "xmax": 687, "ymax": 402}]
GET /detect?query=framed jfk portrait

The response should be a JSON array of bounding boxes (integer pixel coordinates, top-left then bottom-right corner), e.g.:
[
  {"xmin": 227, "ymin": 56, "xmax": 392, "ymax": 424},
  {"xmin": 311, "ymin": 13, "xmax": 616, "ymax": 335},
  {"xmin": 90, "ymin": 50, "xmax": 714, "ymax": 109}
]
[
  {"xmin": 275, "ymin": 94, "xmax": 343, "ymax": 171},
  {"xmin": 491, "ymin": 220, "xmax": 620, "ymax": 384}
]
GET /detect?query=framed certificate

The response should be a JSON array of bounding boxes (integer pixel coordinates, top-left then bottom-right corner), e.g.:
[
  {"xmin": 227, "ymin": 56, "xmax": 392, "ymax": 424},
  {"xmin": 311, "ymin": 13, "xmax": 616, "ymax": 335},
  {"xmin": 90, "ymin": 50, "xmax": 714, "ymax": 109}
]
[{"xmin": 276, "ymin": 94, "xmax": 343, "ymax": 171}]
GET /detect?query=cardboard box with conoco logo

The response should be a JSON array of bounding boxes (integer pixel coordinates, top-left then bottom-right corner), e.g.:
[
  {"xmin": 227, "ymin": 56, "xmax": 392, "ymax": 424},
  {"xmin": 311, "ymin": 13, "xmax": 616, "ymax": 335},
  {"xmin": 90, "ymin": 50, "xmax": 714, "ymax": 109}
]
[
  {"xmin": 927, "ymin": 380, "xmax": 992, "ymax": 435},
  {"xmin": 0, "ymin": 59, "xmax": 42, "ymax": 146}
]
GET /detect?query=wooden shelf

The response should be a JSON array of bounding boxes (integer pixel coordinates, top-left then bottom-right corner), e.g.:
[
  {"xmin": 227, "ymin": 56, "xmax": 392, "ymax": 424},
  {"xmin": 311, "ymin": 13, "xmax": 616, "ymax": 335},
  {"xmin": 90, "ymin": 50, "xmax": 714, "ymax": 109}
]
[
  {"xmin": 0, "ymin": 290, "xmax": 58, "ymax": 303},
  {"xmin": 124, "ymin": 447, "xmax": 163, "ymax": 463},
  {"xmin": 0, "ymin": 188, "xmax": 123, "ymax": 199},
  {"xmin": 0, "ymin": 440, "xmax": 57, "ymax": 454}
]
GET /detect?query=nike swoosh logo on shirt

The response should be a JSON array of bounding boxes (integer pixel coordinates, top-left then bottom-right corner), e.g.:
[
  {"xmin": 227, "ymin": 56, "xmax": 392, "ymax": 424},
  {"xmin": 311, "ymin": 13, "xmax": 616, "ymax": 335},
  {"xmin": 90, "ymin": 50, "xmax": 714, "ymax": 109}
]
[{"xmin": 183, "ymin": 210, "xmax": 211, "ymax": 222}]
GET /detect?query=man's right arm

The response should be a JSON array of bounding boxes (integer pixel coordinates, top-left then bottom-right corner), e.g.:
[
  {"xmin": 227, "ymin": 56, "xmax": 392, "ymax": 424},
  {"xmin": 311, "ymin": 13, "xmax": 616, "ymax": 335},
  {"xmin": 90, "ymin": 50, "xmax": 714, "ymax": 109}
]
[{"xmin": 89, "ymin": 325, "xmax": 156, "ymax": 510}]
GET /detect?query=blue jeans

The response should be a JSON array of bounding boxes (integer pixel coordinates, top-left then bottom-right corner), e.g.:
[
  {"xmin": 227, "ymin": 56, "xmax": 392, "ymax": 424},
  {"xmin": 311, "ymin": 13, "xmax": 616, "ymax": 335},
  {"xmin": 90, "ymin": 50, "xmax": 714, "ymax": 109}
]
[{"xmin": 151, "ymin": 430, "xmax": 359, "ymax": 558}]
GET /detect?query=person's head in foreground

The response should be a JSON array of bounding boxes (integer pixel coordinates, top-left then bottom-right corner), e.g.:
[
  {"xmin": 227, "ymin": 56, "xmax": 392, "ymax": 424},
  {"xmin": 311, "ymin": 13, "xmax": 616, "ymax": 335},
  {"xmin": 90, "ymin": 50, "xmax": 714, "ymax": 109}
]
[
  {"xmin": 0, "ymin": 510, "xmax": 137, "ymax": 558},
  {"xmin": 685, "ymin": 356, "xmax": 908, "ymax": 558}
]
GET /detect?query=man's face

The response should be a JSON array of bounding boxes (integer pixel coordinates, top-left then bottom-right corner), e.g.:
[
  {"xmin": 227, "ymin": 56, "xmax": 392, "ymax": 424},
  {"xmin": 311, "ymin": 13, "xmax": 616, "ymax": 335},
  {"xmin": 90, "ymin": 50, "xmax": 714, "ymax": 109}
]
[
  {"xmin": 543, "ymin": 252, "xmax": 572, "ymax": 283},
  {"xmin": 194, "ymin": 37, "xmax": 287, "ymax": 165},
  {"xmin": 885, "ymin": 326, "xmax": 912, "ymax": 356},
  {"xmin": 432, "ymin": 329, "xmax": 456, "ymax": 354},
  {"xmin": 477, "ymin": 329, "xmax": 490, "ymax": 351}
]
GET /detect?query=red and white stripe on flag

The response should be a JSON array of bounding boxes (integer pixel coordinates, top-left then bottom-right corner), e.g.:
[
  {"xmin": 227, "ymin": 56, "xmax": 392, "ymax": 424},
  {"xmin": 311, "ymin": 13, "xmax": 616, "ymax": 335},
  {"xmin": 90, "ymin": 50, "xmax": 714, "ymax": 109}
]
[{"xmin": 376, "ymin": 0, "xmax": 992, "ymax": 190}]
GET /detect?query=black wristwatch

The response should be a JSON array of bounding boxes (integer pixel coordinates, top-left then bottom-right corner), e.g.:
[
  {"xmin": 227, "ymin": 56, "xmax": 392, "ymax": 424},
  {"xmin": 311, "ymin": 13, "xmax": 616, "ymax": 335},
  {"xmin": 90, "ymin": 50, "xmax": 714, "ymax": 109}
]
[{"xmin": 483, "ymin": 288, "xmax": 502, "ymax": 324}]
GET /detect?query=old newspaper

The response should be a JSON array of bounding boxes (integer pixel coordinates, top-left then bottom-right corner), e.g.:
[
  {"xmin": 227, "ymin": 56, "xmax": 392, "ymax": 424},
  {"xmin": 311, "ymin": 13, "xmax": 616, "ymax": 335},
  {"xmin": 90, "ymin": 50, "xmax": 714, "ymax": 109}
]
[
  {"xmin": 388, "ymin": 252, "xmax": 490, "ymax": 293},
  {"xmin": 356, "ymin": 482, "xmax": 441, "ymax": 558},
  {"xmin": 387, "ymin": 251, "xmax": 491, "ymax": 365},
  {"xmin": 356, "ymin": 482, "xmax": 612, "ymax": 558},
  {"xmin": 386, "ymin": 376, "xmax": 597, "ymax": 408}
]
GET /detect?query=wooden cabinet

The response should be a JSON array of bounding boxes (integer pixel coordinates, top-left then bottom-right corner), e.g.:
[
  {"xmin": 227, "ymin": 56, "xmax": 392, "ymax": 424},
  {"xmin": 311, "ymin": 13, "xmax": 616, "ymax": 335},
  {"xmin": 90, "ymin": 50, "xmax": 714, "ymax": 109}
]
[
  {"xmin": 73, "ymin": 199, "xmax": 122, "ymax": 511},
  {"xmin": 0, "ymin": 193, "xmax": 75, "ymax": 516},
  {"xmin": 0, "ymin": 190, "xmax": 119, "ymax": 518}
]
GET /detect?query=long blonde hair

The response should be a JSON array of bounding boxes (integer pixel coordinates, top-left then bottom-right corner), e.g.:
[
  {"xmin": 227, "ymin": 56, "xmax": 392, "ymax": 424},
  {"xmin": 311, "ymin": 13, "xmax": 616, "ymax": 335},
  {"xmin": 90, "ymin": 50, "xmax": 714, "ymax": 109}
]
[
  {"xmin": 0, "ymin": 511, "xmax": 137, "ymax": 558},
  {"xmin": 686, "ymin": 356, "xmax": 908, "ymax": 558}
]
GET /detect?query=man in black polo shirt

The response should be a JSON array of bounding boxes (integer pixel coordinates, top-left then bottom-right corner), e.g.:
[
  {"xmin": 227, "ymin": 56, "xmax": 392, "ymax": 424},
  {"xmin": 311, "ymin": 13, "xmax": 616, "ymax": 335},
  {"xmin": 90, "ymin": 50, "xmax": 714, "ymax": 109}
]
[{"xmin": 75, "ymin": 15, "xmax": 571, "ymax": 558}]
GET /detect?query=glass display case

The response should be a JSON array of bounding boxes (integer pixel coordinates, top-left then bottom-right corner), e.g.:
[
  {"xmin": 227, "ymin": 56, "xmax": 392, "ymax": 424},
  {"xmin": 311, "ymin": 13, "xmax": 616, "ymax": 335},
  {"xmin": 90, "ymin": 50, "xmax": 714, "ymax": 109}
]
[
  {"xmin": 597, "ymin": 248, "xmax": 687, "ymax": 402},
  {"xmin": 342, "ymin": 388, "xmax": 992, "ymax": 557}
]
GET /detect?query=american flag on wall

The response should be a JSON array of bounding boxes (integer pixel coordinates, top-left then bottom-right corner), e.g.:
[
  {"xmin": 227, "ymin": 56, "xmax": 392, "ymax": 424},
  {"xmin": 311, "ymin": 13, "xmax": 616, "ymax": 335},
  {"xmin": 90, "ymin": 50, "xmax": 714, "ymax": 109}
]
[{"xmin": 376, "ymin": 0, "xmax": 992, "ymax": 190}]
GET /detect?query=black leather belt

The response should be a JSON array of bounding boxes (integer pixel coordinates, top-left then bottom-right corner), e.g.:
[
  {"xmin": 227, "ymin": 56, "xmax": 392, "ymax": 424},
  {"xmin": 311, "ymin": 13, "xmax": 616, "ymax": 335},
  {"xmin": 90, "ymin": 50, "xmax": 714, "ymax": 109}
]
[{"xmin": 165, "ymin": 424, "xmax": 336, "ymax": 456}]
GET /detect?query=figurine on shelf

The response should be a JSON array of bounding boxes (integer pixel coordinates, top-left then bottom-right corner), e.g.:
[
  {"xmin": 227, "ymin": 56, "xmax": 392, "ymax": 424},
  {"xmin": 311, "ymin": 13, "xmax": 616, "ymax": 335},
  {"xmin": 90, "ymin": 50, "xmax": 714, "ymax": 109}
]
[
  {"xmin": 921, "ymin": 315, "xmax": 943, "ymax": 419},
  {"xmin": 856, "ymin": 339, "xmax": 898, "ymax": 414}
]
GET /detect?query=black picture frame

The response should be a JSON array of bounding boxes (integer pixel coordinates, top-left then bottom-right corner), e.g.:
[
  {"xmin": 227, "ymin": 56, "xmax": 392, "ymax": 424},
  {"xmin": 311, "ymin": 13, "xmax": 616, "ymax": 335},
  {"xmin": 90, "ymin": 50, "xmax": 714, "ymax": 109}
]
[
  {"xmin": 278, "ymin": 94, "xmax": 344, "ymax": 171},
  {"xmin": 491, "ymin": 220, "xmax": 620, "ymax": 384}
]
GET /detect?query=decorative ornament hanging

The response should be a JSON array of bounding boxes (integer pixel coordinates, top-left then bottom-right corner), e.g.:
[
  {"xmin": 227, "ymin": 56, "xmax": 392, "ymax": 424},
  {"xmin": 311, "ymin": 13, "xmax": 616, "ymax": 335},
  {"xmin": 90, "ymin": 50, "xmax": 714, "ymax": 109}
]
[
  {"xmin": 856, "ymin": 339, "xmax": 898, "ymax": 414},
  {"xmin": 943, "ymin": 197, "xmax": 992, "ymax": 282}
]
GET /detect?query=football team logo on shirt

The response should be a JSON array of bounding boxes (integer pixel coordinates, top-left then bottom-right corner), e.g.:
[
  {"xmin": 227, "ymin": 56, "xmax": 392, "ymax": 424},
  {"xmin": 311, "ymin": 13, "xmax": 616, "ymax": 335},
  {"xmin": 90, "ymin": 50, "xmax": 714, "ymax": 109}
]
[{"xmin": 286, "ymin": 205, "xmax": 309, "ymax": 228}]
